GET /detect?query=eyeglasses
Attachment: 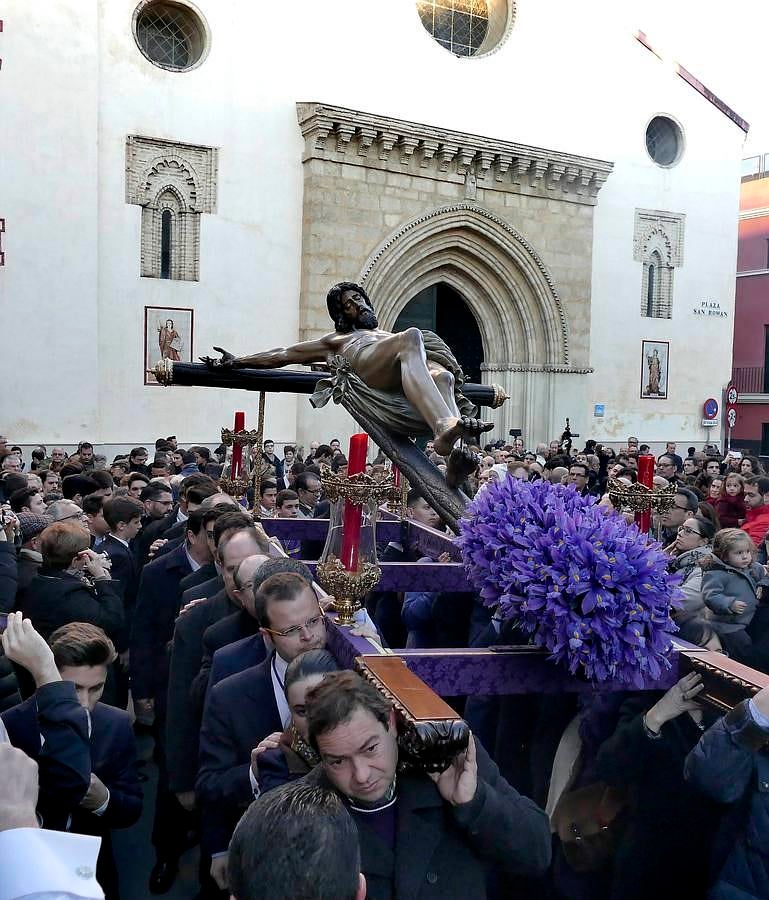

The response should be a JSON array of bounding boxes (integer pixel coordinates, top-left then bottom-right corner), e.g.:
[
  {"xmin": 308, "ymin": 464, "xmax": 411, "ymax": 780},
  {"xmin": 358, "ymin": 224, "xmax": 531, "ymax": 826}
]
[
  {"xmin": 262, "ymin": 610, "xmax": 326, "ymax": 639},
  {"xmin": 302, "ymin": 487, "xmax": 322, "ymax": 496},
  {"xmin": 205, "ymin": 529, "xmax": 216, "ymax": 539},
  {"xmin": 677, "ymin": 524, "xmax": 701, "ymax": 536},
  {"xmin": 61, "ymin": 512, "xmax": 89, "ymax": 523},
  {"xmin": 673, "ymin": 503, "xmax": 691, "ymax": 513}
]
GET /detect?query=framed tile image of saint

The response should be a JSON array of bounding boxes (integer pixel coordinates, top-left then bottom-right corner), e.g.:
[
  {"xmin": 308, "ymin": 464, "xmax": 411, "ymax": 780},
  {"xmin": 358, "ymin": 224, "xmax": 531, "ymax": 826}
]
[
  {"xmin": 640, "ymin": 340, "xmax": 669, "ymax": 400},
  {"xmin": 144, "ymin": 306, "xmax": 194, "ymax": 385}
]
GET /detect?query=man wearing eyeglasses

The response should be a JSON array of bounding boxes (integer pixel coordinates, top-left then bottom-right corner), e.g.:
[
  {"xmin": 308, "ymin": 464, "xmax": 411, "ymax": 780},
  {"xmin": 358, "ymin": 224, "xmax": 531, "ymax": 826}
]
[
  {"xmin": 295, "ymin": 472, "xmax": 322, "ymax": 518},
  {"xmin": 658, "ymin": 486, "xmax": 699, "ymax": 544},
  {"xmin": 198, "ymin": 571, "xmax": 332, "ymax": 885},
  {"xmin": 655, "ymin": 454, "xmax": 682, "ymax": 486}
]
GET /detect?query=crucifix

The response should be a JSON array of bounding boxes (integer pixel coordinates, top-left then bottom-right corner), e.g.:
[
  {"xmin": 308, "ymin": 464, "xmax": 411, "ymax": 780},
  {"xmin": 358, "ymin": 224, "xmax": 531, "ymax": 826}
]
[{"xmin": 154, "ymin": 280, "xmax": 767, "ymax": 770}]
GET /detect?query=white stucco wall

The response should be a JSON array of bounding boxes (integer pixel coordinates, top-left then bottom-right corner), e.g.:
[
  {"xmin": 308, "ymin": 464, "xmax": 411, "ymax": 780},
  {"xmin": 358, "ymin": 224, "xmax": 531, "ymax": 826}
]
[{"xmin": 0, "ymin": 0, "xmax": 744, "ymax": 453}]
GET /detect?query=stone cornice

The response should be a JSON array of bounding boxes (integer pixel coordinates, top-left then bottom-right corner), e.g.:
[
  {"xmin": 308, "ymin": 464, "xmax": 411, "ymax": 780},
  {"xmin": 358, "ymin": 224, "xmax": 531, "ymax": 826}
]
[
  {"xmin": 481, "ymin": 363, "xmax": 594, "ymax": 375},
  {"xmin": 296, "ymin": 103, "xmax": 613, "ymax": 206}
]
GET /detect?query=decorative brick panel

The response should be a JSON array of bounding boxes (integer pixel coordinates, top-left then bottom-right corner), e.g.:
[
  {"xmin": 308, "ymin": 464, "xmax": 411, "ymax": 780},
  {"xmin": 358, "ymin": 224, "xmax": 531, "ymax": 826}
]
[
  {"xmin": 633, "ymin": 209, "xmax": 686, "ymax": 318},
  {"xmin": 125, "ymin": 135, "xmax": 218, "ymax": 281}
]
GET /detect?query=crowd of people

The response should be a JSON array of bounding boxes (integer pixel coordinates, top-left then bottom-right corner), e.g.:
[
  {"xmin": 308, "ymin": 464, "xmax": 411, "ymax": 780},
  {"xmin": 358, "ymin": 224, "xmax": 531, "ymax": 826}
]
[{"xmin": 0, "ymin": 429, "xmax": 768, "ymax": 900}]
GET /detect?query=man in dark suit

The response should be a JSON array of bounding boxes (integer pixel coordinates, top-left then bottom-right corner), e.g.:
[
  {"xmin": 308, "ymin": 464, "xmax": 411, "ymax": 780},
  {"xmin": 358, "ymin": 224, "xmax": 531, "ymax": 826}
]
[
  {"xmin": 3, "ymin": 622, "xmax": 142, "ymax": 899},
  {"xmin": 197, "ymin": 572, "xmax": 329, "ymax": 887},
  {"xmin": 101, "ymin": 496, "xmax": 144, "ymax": 618},
  {"xmin": 130, "ymin": 507, "xmax": 212, "ymax": 893},
  {"xmin": 1, "ymin": 612, "xmax": 91, "ymax": 829},
  {"xmin": 135, "ymin": 475, "xmax": 217, "ymax": 566},
  {"xmin": 193, "ymin": 558, "xmax": 315, "ymax": 704},
  {"xmin": 166, "ymin": 513, "xmax": 264, "ymax": 805},
  {"xmin": 305, "ymin": 671, "xmax": 552, "ymax": 900},
  {"xmin": 209, "ymin": 632, "xmax": 267, "ymax": 689}
]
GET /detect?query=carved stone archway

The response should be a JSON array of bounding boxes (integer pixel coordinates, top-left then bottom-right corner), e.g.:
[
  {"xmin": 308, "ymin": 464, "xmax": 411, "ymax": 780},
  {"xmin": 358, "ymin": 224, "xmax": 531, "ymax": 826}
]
[{"xmin": 358, "ymin": 203, "xmax": 574, "ymax": 437}]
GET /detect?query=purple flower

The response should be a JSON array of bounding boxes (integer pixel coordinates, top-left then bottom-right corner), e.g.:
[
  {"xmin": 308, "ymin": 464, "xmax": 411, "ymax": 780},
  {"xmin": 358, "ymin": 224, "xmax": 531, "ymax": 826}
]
[{"xmin": 457, "ymin": 477, "xmax": 681, "ymax": 686}]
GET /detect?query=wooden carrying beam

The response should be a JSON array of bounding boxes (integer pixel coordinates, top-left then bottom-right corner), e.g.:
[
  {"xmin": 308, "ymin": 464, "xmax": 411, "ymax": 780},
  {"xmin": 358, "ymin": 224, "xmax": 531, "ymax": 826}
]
[
  {"xmin": 678, "ymin": 648, "xmax": 769, "ymax": 711},
  {"xmin": 356, "ymin": 655, "xmax": 469, "ymax": 773}
]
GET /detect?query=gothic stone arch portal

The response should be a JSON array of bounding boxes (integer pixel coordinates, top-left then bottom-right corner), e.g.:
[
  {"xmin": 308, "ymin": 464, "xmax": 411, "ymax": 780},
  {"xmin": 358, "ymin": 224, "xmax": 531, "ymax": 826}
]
[{"xmin": 296, "ymin": 103, "xmax": 610, "ymax": 445}]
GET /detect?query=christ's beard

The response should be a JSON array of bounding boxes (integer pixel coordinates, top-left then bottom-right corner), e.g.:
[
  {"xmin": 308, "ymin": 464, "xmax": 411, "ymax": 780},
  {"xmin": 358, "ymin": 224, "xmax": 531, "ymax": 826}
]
[{"xmin": 357, "ymin": 309, "xmax": 379, "ymax": 329}]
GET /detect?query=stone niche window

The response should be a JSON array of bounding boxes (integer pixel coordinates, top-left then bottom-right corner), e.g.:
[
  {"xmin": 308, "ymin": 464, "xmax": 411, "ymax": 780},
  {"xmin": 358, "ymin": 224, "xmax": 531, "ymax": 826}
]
[
  {"xmin": 416, "ymin": 0, "xmax": 516, "ymax": 58},
  {"xmin": 633, "ymin": 209, "xmax": 685, "ymax": 319},
  {"xmin": 125, "ymin": 136, "xmax": 218, "ymax": 282}
]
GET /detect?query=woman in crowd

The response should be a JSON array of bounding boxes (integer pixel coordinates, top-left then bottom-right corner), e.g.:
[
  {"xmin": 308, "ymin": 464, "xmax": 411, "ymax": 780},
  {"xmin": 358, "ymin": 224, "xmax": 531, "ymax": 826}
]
[
  {"xmin": 665, "ymin": 514, "xmax": 718, "ymax": 644},
  {"xmin": 714, "ymin": 472, "xmax": 746, "ymax": 528},
  {"xmin": 250, "ymin": 649, "xmax": 340, "ymax": 794},
  {"xmin": 707, "ymin": 475, "xmax": 724, "ymax": 506},
  {"xmin": 740, "ymin": 455, "xmax": 764, "ymax": 477},
  {"xmin": 595, "ymin": 672, "xmax": 722, "ymax": 899}
]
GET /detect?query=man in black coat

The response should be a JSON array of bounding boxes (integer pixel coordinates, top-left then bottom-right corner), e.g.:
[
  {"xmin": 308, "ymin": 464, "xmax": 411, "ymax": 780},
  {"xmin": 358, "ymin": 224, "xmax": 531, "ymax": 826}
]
[
  {"xmin": 166, "ymin": 515, "xmax": 266, "ymax": 805},
  {"xmin": 305, "ymin": 671, "xmax": 552, "ymax": 900},
  {"xmin": 192, "ymin": 558, "xmax": 315, "ymax": 707},
  {"xmin": 1, "ymin": 612, "xmax": 91, "ymax": 831},
  {"xmin": 100, "ymin": 496, "xmax": 144, "ymax": 621},
  {"xmin": 17, "ymin": 521, "xmax": 124, "ymax": 658},
  {"xmin": 14, "ymin": 512, "xmax": 51, "ymax": 598},
  {"xmin": 197, "ymin": 573, "xmax": 329, "ymax": 884},
  {"xmin": 130, "ymin": 508, "xmax": 212, "ymax": 894},
  {"xmin": 130, "ymin": 509, "xmax": 212, "ymax": 716},
  {"xmin": 3, "ymin": 622, "xmax": 142, "ymax": 899}
]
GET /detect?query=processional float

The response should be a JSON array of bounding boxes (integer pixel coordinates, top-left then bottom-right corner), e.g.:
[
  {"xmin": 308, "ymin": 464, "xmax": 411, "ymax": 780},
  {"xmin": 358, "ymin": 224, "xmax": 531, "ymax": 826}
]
[{"xmin": 153, "ymin": 291, "xmax": 768, "ymax": 771}]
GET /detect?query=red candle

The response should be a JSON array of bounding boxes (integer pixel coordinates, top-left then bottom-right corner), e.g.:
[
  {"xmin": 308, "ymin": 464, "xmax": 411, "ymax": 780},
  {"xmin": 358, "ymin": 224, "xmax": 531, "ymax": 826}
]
[
  {"xmin": 635, "ymin": 454, "xmax": 655, "ymax": 533},
  {"xmin": 340, "ymin": 433, "xmax": 368, "ymax": 571},
  {"xmin": 393, "ymin": 465, "xmax": 401, "ymax": 488},
  {"xmin": 231, "ymin": 411, "xmax": 245, "ymax": 478}
]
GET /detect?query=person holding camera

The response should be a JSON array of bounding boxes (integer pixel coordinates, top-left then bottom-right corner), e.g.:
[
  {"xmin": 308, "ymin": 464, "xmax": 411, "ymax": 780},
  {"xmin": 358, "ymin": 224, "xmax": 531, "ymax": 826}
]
[{"xmin": 15, "ymin": 522, "xmax": 124, "ymax": 699}]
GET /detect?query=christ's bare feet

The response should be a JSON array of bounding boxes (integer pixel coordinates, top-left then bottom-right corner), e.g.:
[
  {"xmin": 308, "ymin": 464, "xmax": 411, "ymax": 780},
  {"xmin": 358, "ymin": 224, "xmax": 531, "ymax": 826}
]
[{"xmin": 434, "ymin": 416, "xmax": 494, "ymax": 456}]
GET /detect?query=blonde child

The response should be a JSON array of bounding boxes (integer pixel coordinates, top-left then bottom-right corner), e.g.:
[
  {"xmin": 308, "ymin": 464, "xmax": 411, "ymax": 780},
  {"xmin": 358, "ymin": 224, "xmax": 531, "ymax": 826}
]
[
  {"xmin": 714, "ymin": 472, "xmax": 746, "ymax": 528},
  {"xmin": 702, "ymin": 528, "xmax": 767, "ymax": 656}
]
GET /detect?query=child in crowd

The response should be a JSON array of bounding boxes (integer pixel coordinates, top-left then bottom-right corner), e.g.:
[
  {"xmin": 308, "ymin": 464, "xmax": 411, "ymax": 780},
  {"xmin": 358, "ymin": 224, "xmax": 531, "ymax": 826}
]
[
  {"xmin": 702, "ymin": 528, "xmax": 766, "ymax": 656},
  {"xmin": 714, "ymin": 472, "xmax": 746, "ymax": 528}
]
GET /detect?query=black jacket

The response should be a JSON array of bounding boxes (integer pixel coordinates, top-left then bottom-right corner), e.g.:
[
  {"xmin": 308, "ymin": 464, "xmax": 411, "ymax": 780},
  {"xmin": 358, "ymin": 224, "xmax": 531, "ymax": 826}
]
[
  {"xmin": 165, "ymin": 589, "xmax": 237, "ymax": 794},
  {"xmin": 132, "ymin": 506, "xmax": 179, "ymax": 566},
  {"xmin": 101, "ymin": 535, "xmax": 141, "ymax": 619},
  {"xmin": 15, "ymin": 549, "xmax": 42, "ymax": 597},
  {"xmin": 685, "ymin": 700, "xmax": 769, "ymax": 900},
  {"xmin": 197, "ymin": 656, "xmax": 282, "ymax": 854},
  {"xmin": 306, "ymin": 736, "xmax": 551, "ymax": 899},
  {"xmin": 596, "ymin": 694, "xmax": 721, "ymax": 899},
  {"xmin": 129, "ymin": 542, "xmax": 192, "ymax": 703},
  {"xmin": 1, "ymin": 680, "xmax": 91, "ymax": 830},
  {"xmin": 17, "ymin": 568, "xmax": 125, "ymax": 646},
  {"xmin": 192, "ymin": 608, "xmax": 259, "ymax": 706},
  {"xmin": 0, "ymin": 539, "xmax": 17, "ymax": 613}
]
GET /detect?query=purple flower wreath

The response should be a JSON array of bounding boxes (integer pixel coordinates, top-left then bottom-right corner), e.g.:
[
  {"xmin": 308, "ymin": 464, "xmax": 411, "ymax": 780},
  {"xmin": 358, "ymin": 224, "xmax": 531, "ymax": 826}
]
[{"xmin": 457, "ymin": 477, "xmax": 681, "ymax": 687}]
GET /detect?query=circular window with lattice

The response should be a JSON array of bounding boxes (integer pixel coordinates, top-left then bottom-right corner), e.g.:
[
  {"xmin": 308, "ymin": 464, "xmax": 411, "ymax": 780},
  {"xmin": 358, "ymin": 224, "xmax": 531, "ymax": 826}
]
[
  {"xmin": 133, "ymin": 1, "xmax": 210, "ymax": 72},
  {"xmin": 416, "ymin": 0, "xmax": 516, "ymax": 58},
  {"xmin": 645, "ymin": 116, "xmax": 685, "ymax": 168}
]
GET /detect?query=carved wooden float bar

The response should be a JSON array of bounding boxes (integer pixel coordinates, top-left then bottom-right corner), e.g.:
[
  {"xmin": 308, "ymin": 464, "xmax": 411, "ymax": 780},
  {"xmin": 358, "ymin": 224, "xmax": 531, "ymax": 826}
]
[{"xmin": 158, "ymin": 360, "xmax": 503, "ymax": 408}]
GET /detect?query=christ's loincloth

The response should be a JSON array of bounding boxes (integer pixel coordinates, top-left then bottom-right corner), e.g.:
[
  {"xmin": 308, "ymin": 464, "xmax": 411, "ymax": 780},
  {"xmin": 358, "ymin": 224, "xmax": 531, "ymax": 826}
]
[{"xmin": 310, "ymin": 330, "xmax": 477, "ymax": 435}]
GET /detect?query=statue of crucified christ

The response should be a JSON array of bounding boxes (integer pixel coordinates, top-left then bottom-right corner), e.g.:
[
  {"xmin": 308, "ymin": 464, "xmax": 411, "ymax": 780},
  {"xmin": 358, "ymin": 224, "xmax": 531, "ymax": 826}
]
[{"xmin": 202, "ymin": 282, "xmax": 493, "ymax": 456}]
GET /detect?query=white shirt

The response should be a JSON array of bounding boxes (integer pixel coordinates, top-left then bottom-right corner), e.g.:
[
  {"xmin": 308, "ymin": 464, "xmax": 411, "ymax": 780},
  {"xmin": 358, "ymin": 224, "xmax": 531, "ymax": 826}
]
[
  {"xmin": 0, "ymin": 828, "xmax": 103, "ymax": 900},
  {"xmin": 184, "ymin": 546, "xmax": 202, "ymax": 573}
]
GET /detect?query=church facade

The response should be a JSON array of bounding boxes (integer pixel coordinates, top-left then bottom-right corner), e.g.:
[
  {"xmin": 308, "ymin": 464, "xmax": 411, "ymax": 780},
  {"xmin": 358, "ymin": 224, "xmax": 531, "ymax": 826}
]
[{"xmin": 1, "ymin": 1, "xmax": 746, "ymax": 454}]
